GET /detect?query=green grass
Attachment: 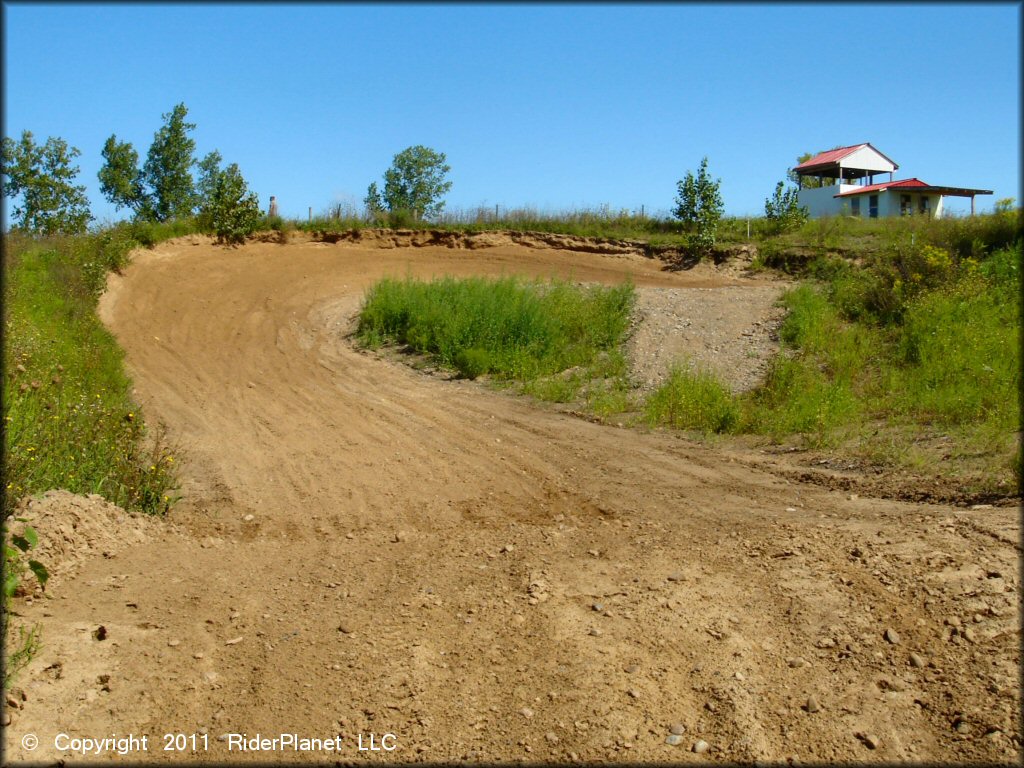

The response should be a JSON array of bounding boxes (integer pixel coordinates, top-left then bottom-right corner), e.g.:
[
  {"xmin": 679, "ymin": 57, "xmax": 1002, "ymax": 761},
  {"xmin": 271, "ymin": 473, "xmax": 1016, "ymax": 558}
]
[
  {"xmin": 3, "ymin": 231, "xmax": 178, "ymax": 519},
  {"xmin": 642, "ymin": 239, "xmax": 1021, "ymax": 493},
  {"xmin": 643, "ymin": 363, "xmax": 740, "ymax": 434},
  {"xmin": 357, "ymin": 275, "xmax": 635, "ymax": 388}
]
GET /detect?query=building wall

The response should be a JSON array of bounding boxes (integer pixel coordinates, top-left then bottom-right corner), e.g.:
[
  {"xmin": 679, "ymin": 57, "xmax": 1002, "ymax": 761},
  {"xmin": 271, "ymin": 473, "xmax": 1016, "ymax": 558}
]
[
  {"xmin": 799, "ymin": 187, "xmax": 945, "ymax": 219},
  {"xmin": 797, "ymin": 185, "xmax": 860, "ymax": 217},
  {"xmin": 841, "ymin": 145, "xmax": 897, "ymax": 174}
]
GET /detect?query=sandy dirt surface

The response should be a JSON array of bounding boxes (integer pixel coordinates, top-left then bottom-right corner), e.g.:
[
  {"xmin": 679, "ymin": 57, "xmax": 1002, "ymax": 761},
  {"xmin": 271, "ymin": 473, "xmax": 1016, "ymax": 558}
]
[{"xmin": 4, "ymin": 235, "xmax": 1019, "ymax": 764}]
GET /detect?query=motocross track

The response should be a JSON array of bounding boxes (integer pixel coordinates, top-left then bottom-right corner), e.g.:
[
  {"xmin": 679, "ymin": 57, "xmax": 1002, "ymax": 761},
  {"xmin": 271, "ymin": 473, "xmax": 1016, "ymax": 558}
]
[{"xmin": 4, "ymin": 235, "xmax": 1020, "ymax": 764}]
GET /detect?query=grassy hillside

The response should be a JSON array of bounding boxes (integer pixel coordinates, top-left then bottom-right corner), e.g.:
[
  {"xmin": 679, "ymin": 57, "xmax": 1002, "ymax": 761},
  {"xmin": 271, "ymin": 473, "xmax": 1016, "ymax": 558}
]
[{"xmin": 2, "ymin": 223, "xmax": 195, "ymax": 519}]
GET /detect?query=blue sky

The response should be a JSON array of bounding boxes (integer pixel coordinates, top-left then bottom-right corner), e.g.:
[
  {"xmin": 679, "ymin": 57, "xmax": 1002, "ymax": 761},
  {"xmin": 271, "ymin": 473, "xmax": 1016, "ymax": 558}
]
[{"xmin": 3, "ymin": 2, "xmax": 1020, "ymax": 221}]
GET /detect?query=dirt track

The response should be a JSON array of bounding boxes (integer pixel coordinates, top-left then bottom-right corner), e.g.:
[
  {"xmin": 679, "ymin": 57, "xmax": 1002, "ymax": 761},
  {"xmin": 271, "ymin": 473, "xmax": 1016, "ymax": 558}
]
[{"xmin": 4, "ymin": 236, "xmax": 1020, "ymax": 764}]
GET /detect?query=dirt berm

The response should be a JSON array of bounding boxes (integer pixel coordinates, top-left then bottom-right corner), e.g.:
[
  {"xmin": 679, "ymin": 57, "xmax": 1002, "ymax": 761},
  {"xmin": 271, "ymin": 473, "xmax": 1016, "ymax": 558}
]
[{"xmin": 4, "ymin": 234, "xmax": 1019, "ymax": 764}]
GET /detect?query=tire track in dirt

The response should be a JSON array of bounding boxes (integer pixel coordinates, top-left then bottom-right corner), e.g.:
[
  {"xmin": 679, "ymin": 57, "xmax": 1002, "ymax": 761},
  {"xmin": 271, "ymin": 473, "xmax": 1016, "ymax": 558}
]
[{"xmin": 4, "ymin": 236, "xmax": 1018, "ymax": 764}]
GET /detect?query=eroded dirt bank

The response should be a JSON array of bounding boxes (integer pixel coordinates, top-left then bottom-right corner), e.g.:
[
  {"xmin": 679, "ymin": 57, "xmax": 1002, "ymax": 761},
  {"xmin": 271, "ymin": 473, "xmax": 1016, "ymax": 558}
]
[{"xmin": 4, "ymin": 236, "xmax": 1019, "ymax": 764}]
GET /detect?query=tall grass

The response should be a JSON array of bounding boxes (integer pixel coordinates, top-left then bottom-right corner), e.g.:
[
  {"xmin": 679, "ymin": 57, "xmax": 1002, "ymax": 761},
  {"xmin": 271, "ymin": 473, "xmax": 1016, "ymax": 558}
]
[
  {"xmin": 3, "ymin": 231, "xmax": 178, "ymax": 518},
  {"xmin": 643, "ymin": 363, "xmax": 740, "ymax": 434},
  {"xmin": 643, "ymin": 238, "xmax": 1021, "ymax": 491},
  {"xmin": 357, "ymin": 275, "xmax": 634, "ymax": 383}
]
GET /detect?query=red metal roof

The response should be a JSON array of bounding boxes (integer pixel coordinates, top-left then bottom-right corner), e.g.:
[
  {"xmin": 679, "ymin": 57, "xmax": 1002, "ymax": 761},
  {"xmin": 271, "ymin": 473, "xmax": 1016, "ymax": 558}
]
[
  {"xmin": 834, "ymin": 178, "xmax": 929, "ymax": 197},
  {"xmin": 794, "ymin": 144, "xmax": 869, "ymax": 170}
]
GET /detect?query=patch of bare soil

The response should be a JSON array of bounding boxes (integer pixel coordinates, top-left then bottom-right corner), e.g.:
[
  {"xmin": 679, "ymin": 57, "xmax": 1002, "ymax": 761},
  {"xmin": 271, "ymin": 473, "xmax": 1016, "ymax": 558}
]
[
  {"xmin": 626, "ymin": 284, "xmax": 789, "ymax": 393},
  {"xmin": 4, "ymin": 235, "xmax": 1019, "ymax": 764},
  {"xmin": 8, "ymin": 491, "xmax": 167, "ymax": 585}
]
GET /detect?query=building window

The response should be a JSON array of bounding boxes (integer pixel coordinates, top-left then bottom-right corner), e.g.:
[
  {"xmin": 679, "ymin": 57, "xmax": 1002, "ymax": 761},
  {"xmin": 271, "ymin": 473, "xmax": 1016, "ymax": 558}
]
[
  {"xmin": 851, "ymin": 197, "xmax": 861, "ymax": 216},
  {"xmin": 919, "ymin": 196, "xmax": 930, "ymax": 215},
  {"xmin": 900, "ymin": 194, "xmax": 912, "ymax": 215},
  {"xmin": 869, "ymin": 195, "xmax": 879, "ymax": 218}
]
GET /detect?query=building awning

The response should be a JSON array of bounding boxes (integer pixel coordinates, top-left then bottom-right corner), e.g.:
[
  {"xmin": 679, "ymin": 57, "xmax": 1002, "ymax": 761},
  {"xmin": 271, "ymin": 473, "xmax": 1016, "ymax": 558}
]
[
  {"xmin": 834, "ymin": 179, "xmax": 992, "ymax": 198},
  {"xmin": 794, "ymin": 142, "xmax": 899, "ymax": 176}
]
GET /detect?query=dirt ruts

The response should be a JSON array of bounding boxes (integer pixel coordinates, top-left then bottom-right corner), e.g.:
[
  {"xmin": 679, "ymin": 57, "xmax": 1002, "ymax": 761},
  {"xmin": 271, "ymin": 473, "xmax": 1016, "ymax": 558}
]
[{"xmin": 4, "ymin": 235, "xmax": 1018, "ymax": 764}]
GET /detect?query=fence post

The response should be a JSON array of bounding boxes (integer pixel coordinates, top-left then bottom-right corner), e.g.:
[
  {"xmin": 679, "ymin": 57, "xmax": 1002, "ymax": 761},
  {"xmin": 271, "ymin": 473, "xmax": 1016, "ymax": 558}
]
[{"xmin": 308, "ymin": 207, "xmax": 312, "ymax": 223}]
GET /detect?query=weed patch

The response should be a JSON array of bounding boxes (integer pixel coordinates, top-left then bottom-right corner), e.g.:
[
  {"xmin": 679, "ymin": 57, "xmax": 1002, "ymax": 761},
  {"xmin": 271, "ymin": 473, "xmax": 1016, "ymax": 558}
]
[
  {"xmin": 3, "ymin": 233, "xmax": 179, "ymax": 518},
  {"xmin": 357, "ymin": 275, "xmax": 634, "ymax": 383}
]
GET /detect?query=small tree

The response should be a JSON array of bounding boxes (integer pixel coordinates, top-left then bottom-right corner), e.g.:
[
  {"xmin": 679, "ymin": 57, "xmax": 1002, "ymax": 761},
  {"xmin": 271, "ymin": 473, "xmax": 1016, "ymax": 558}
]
[
  {"xmin": 373, "ymin": 145, "xmax": 452, "ymax": 221},
  {"xmin": 764, "ymin": 181, "xmax": 808, "ymax": 233},
  {"xmin": 205, "ymin": 162, "xmax": 261, "ymax": 244},
  {"xmin": 98, "ymin": 135, "xmax": 150, "ymax": 218},
  {"xmin": 98, "ymin": 102, "xmax": 198, "ymax": 222},
  {"xmin": 194, "ymin": 150, "xmax": 224, "ymax": 229},
  {"xmin": 364, "ymin": 181, "xmax": 386, "ymax": 222},
  {"xmin": 673, "ymin": 156, "xmax": 723, "ymax": 256},
  {"xmin": 143, "ymin": 103, "xmax": 197, "ymax": 221},
  {"xmin": 2, "ymin": 130, "xmax": 92, "ymax": 234}
]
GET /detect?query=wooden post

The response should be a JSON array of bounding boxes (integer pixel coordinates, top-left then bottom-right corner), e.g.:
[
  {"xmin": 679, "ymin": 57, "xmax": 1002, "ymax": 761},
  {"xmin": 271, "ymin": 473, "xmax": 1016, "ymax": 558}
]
[
  {"xmin": 971, "ymin": 196, "xmax": 975, "ymax": 216},
  {"xmin": 495, "ymin": 203, "xmax": 499, "ymax": 221},
  {"xmin": 308, "ymin": 207, "xmax": 312, "ymax": 222},
  {"xmin": 268, "ymin": 196, "xmax": 278, "ymax": 218},
  {"xmin": 641, "ymin": 204, "xmax": 645, "ymax": 219}
]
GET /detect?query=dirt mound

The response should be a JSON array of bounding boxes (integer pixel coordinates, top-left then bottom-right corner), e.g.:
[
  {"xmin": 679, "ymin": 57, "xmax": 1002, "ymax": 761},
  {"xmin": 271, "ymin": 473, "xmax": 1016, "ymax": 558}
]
[
  {"xmin": 308, "ymin": 227, "xmax": 650, "ymax": 256},
  {"xmin": 9, "ymin": 491, "xmax": 165, "ymax": 585}
]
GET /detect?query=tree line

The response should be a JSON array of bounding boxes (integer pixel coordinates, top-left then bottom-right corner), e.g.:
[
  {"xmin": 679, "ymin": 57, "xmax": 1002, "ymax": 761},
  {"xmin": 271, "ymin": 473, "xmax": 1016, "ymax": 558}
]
[{"xmin": 2, "ymin": 103, "xmax": 810, "ymax": 250}]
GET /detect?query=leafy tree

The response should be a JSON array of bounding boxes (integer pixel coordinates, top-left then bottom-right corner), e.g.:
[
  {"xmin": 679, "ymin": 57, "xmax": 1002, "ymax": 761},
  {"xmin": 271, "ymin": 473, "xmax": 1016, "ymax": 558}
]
[
  {"xmin": 194, "ymin": 150, "xmax": 224, "ymax": 229},
  {"xmin": 764, "ymin": 180, "xmax": 808, "ymax": 232},
  {"xmin": 364, "ymin": 181, "xmax": 385, "ymax": 221},
  {"xmin": 98, "ymin": 135, "xmax": 150, "ymax": 218},
  {"xmin": 374, "ymin": 145, "xmax": 452, "ymax": 221},
  {"xmin": 672, "ymin": 156, "xmax": 723, "ymax": 256},
  {"xmin": 143, "ymin": 103, "xmax": 197, "ymax": 221},
  {"xmin": 98, "ymin": 102, "xmax": 198, "ymax": 222},
  {"xmin": 2, "ymin": 130, "xmax": 92, "ymax": 234},
  {"xmin": 205, "ymin": 162, "xmax": 261, "ymax": 244}
]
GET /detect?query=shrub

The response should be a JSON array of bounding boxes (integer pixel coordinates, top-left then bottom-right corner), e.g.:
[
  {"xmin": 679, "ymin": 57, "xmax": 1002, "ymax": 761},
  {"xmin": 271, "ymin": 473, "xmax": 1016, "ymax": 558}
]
[
  {"xmin": 644, "ymin": 364, "xmax": 740, "ymax": 434},
  {"xmin": 357, "ymin": 276, "xmax": 634, "ymax": 382},
  {"xmin": 764, "ymin": 181, "xmax": 808, "ymax": 233}
]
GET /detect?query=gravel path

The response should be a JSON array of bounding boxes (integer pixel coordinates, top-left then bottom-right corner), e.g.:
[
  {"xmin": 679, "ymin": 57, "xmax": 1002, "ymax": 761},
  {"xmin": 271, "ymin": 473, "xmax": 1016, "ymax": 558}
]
[{"xmin": 625, "ymin": 282, "xmax": 790, "ymax": 393}]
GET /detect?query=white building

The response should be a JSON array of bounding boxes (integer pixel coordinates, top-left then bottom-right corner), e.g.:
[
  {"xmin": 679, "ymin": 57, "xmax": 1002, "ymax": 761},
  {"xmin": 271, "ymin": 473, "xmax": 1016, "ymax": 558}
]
[{"xmin": 794, "ymin": 143, "xmax": 991, "ymax": 219}]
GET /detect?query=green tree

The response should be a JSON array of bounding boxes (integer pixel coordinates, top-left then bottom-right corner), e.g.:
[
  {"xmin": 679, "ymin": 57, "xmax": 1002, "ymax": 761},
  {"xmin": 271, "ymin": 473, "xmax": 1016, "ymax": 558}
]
[
  {"xmin": 364, "ymin": 181, "xmax": 385, "ymax": 222},
  {"xmin": 98, "ymin": 102, "xmax": 198, "ymax": 222},
  {"xmin": 194, "ymin": 150, "xmax": 224, "ymax": 229},
  {"xmin": 98, "ymin": 135, "xmax": 150, "ymax": 218},
  {"xmin": 672, "ymin": 156, "xmax": 723, "ymax": 256},
  {"xmin": 143, "ymin": 103, "xmax": 197, "ymax": 221},
  {"xmin": 2, "ymin": 131, "xmax": 92, "ymax": 234},
  {"xmin": 764, "ymin": 181, "xmax": 808, "ymax": 232},
  {"xmin": 375, "ymin": 145, "xmax": 452, "ymax": 221},
  {"xmin": 205, "ymin": 162, "xmax": 261, "ymax": 244}
]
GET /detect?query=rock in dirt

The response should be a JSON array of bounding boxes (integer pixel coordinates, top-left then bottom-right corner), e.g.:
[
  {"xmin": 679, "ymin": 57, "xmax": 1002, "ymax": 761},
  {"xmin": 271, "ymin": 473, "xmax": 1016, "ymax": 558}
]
[
  {"xmin": 859, "ymin": 732, "xmax": 881, "ymax": 749},
  {"xmin": 669, "ymin": 723, "xmax": 686, "ymax": 735},
  {"xmin": 692, "ymin": 739, "xmax": 710, "ymax": 754},
  {"xmin": 884, "ymin": 628, "xmax": 901, "ymax": 644},
  {"xmin": 805, "ymin": 695, "xmax": 820, "ymax": 713},
  {"xmin": 666, "ymin": 734, "xmax": 684, "ymax": 746},
  {"xmin": 909, "ymin": 652, "xmax": 926, "ymax": 668}
]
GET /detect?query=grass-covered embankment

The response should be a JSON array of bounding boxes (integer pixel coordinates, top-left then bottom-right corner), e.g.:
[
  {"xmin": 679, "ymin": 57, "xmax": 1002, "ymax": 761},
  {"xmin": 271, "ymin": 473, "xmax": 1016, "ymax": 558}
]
[
  {"xmin": 3, "ymin": 225, "xmax": 184, "ymax": 518},
  {"xmin": 647, "ymin": 238, "xmax": 1022, "ymax": 495},
  {"xmin": 357, "ymin": 275, "xmax": 635, "ymax": 411}
]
